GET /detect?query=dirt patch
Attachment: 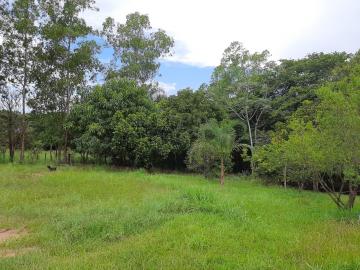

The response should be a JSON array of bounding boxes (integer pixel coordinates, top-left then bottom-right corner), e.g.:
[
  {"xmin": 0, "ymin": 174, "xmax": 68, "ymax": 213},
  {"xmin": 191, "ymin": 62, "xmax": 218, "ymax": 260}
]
[
  {"xmin": 0, "ymin": 228, "xmax": 36, "ymax": 258},
  {"xmin": 31, "ymin": 172, "xmax": 46, "ymax": 178},
  {"xmin": 0, "ymin": 228, "xmax": 27, "ymax": 243},
  {"xmin": 0, "ymin": 247, "xmax": 37, "ymax": 258}
]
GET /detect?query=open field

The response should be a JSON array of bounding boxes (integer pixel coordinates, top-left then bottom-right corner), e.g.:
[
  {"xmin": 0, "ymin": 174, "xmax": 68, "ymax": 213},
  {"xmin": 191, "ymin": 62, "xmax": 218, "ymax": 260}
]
[{"xmin": 0, "ymin": 164, "xmax": 360, "ymax": 269}]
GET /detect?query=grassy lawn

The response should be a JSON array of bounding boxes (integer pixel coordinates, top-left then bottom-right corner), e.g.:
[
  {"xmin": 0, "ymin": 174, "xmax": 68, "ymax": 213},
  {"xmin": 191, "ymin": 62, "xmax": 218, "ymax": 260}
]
[{"xmin": 0, "ymin": 164, "xmax": 360, "ymax": 269}]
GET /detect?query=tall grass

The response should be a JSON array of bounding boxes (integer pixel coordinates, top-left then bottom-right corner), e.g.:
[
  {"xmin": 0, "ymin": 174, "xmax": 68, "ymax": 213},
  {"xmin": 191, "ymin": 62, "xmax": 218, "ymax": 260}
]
[{"xmin": 0, "ymin": 164, "xmax": 359, "ymax": 269}]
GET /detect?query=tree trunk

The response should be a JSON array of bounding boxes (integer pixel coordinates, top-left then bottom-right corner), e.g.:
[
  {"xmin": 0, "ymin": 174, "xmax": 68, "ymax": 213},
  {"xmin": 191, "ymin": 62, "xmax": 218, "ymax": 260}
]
[
  {"xmin": 50, "ymin": 145, "xmax": 53, "ymax": 161},
  {"xmin": 63, "ymin": 37, "xmax": 72, "ymax": 164},
  {"xmin": 298, "ymin": 182, "xmax": 304, "ymax": 191},
  {"xmin": 58, "ymin": 149, "xmax": 62, "ymax": 163},
  {"xmin": 63, "ymin": 130, "xmax": 68, "ymax": 164},
  {"xmin": 283, "ymin": 165, "xmax": 287, "ymax": 189},
  {"xmin": 7, "ymin": 109, "xmax": 14, "ymax": 163},
  {"xmin": 20, "ymin": 32, "xmax": 29, "ymax": 163},
  {"xmin": 347, "ymin": 184, "xmax": 358, "ymax": 209},
  {"xmin": 204, "ymin": 156, "xmax": 210, "ymax": 178},
  {"xmin": 220, "ymin": 158, "xmax": 225, "ymax": 186},
  {"xmin": 313, "ymin": 180, "xmax": 319, "ymax": 192},
  {"xmin": 245, "ymin": 110, "xmax": 255, "ymax": 175},
  {"xmin": 20, "ymin": 115, "xmax": 26, "ymax": 162}
]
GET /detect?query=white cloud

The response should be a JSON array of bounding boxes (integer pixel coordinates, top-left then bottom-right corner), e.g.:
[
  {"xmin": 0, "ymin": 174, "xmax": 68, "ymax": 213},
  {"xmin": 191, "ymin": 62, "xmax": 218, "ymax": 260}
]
[
  {"xmin": 83, "ymin": 0, "xmax": 360, "ymax": 67},
  {"xmin": 158, "ymin": 81, "xmax": 177, "ymax": 96}
]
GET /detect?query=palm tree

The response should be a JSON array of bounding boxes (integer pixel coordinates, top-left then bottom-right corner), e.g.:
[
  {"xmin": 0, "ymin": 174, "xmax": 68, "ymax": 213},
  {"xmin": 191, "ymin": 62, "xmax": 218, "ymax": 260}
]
[{"xmin": 189, "ymin": 119, "xmax": 236, "ymax": 185}]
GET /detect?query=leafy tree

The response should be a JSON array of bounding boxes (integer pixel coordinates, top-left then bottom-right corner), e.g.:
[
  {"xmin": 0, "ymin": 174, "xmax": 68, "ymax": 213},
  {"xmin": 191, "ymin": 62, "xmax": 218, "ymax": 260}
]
[
  {"xmin": 269, "ymin": 52, "xmax": 349, "ymax": 125},
  {"xmin": 158, "ymin": 87, "xmax": 225, "ymax": 169},
  {"xmin": 187, "ymin": 119, "xmax": 236, "ymax": 185},
  {"xmin": 1, "ymin": 0, "xmax": 38, "ymax": 162},
  {"xmin": 253, "ymin": 124, "xmax": 289, "ymax": 187},
  {"xmin": 0, "ymin": 0, "xmax": 18, "ymax": 162},
  {"xmin": 0, "ymin": 87, "xmax": 20, "ymax": 162},
  {"xmin": 283, "ymin": 119, "xmax": 322, "ymax": 190},
  {"xmin": 256, "ymin": 59, "xmax": 360, "ymax": 208},
  {"xmin": 210, "ymin": 42, "xmax": 275, "ymax": 173},
  {"xmin": 31, "ymin": 0, "xmax": 100, "ymax": 162},
  {"xmin": 68, "ymin": 78, "xmax": 172, "ymax": 167},
  {"xmin": 102, "ymin": 12, "xmax": 174, "ymax": 85},
  {"xmin": 315, "ymin": 82, "xmax": 360, "ymax": 209},
  {"xmin": 29, "ymin": 112, "xmax": 63, "ymax": 160}
]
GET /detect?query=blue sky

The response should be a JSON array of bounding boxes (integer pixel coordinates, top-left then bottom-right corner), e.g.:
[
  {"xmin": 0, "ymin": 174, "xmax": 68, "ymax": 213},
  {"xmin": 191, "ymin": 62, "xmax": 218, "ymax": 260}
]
[
  {"xmin": 85, "ymin": 0, "xmax": 360, "ymax": 96},
  {"xmin": 157, "ymin": 62, "xmax": 213, "ymax": 96},
  {"xmin": 97, "ymin": 38, "xmax": 214, "ymax": 95}
]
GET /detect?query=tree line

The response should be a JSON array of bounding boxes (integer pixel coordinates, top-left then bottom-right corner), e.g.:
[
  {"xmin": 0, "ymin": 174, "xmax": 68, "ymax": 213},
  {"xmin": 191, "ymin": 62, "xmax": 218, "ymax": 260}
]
[{"xmin": 1, "ymin": 0, "xmax": 359, "ymax": 209}]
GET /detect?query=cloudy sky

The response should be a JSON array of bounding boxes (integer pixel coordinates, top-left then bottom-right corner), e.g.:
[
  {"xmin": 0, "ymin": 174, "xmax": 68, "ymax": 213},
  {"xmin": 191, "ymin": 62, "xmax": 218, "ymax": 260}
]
[{"xmin": 84, "ymin": 0, "xmax": 360, "ymax": 95}]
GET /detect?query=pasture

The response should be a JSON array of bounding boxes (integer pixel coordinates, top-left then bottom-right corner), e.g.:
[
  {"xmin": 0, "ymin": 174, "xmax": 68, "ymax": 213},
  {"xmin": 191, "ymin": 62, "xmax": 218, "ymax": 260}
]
[{"xmin": 0, "ymin": 164, "xmax": 359, "ymax": 269}]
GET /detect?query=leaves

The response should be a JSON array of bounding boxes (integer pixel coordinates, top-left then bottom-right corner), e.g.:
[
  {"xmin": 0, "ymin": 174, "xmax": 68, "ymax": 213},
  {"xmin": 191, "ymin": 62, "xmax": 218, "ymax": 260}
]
[{"xmin": 102, "ymin": 12, "xmax": 174, "ymax": 85}]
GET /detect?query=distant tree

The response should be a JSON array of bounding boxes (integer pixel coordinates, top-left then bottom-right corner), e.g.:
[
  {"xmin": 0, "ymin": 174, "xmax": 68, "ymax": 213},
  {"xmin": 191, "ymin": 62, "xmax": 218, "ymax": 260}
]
[
  {"xmin": 0, "ymin": 4, "xmax": 21, "ymax": 162},
  {"xmin": 102, "ymin": 12, "xmax": 174, "ymax": 85},
  {"xmin": 315, "ymin": 83, "xmax": 360, "ymax": 209},
  {"xmin": 269, "ymin": 52, "xmax": 349, "ymax": 126},
  {"xmin": 31, "ymin": 0, "xmax": 101, "ymax": 162},
  {"xmin": 256, "ymin": 59, "xmax": 360, "ymax": 208},
  {"xmin": 210, "ymin": 42, "xmax": 275, "ymax": 174},
  {"xmin": 1, "ymin": 0, "xmax": 38, "ymax": 162},
  {"xmin": 283, "ymin": 119, "xmax": 322, "ymax": 191},
  {"xmin": 0, "ymin": 87, "xmax": 20, "ymax": 162},
  {"xmin": 158, "ymin": 87, "xmax": 225, "ymax": 169},
  {"xmin": 187, "ymin": 119, "xmax": 236, "ymax": 185},
  {"xmin": 29, "ymin": 112, "xmax": 63, "ymax": 160},
  {"xmin": 68, "ymin": 78, "xmax": 172, "ymax": 167},
  {"xmin": 253, "ymin": 124, "xmax": 289, "ymax": 187}
]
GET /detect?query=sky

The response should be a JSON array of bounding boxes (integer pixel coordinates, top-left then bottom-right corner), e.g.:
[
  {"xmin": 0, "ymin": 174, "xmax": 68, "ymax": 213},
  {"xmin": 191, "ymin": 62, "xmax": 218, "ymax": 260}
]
[{"xmin": 83, "ymin": 0, "xmax": 360, "ymax": 95}]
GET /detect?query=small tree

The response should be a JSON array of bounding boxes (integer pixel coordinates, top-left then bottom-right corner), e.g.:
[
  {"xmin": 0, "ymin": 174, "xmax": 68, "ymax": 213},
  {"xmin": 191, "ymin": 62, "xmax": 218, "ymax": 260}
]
[
  {"xmin": 315, "ymin": 84, "xmax": 360, "ymax": 209},
  {"xmin": 187, "ymin": 119, "xmax": 236, "ymax": 185},
  {"xmin": 253, "ymin": 126, "xmax": 289, "ymax": 187}
]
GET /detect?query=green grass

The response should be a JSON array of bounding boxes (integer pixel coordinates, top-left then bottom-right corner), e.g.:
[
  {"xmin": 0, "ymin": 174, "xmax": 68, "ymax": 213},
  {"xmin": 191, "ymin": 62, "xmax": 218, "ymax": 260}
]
[{"xmin": 0, "ymin": 164, "xmax": 360, "ymax": 269}]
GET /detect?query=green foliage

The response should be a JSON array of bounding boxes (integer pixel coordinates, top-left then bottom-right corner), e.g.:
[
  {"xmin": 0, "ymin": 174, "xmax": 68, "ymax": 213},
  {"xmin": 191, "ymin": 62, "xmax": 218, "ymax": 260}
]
[
  {"xmin": 158, "ymin": 88, "xmax": 226, "ymax": 169},
  {"xmin": 69, "ymin": 78, "xmax": 171, "ymax": 167},
  {"xmin": 269, "ymin": 52, "xmax": 349, "ymax": 125},
  {"xmin": 187, "ymin": 119, "xmax": 236, "ymax": 178},
  {"xmin": 256, "ymin": 60, "xmax": 360, "ymax": 207},
  {"xmin": 209, "ymin": 42, "xmax": 275, "ymax": 173},
  {"xmin": 102, "ymin": 12, "xmax": 174, "ymax": 84}
]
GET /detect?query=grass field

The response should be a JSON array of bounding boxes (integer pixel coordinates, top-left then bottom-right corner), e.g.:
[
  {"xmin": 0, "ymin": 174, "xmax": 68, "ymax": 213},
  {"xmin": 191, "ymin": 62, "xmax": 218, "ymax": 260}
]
[{"xmin": 0, "ymin": 164, "xmax": 360, "ymax": 269}]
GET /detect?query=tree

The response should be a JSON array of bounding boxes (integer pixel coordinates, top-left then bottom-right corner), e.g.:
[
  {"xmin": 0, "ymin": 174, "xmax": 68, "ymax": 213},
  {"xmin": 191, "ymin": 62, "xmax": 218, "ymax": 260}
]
[
  {"xmin": 31, "ymin": 0, "xmax": 100, "ymax": 162},
  {"xmin": 158, "ymin": 87, "xmax": 225, "ymax": 169},
  {"xmin": 187, "ymin": 119, "xmax": 236, "ymax": 185},
  {"xmin": 255, "ymin": 60, "xmax": 360, "ymax": 208},
  {"xmin": 253, "ymin": 124, "xmax": 289, "ymax": 188},
  {"xmin": 68, "ymin": 78, "xmax": 172, "ymax": 167},
  {"xmin": 210, "ymin": 42, "xmax": 275, "ymax": 173},
  {"xmin": 0, "ymin": 3, "xmax": 21, "ymax": 162},
  {"xmin": 2, "ymin": 0, "xmax": 38, "ymax": 162},
  {"xmin": 0, "ymin": 86, "xmax": 20, "ymax": 162},
  {"xmin": 29, "ymin": 111, "xmax": 63, "ymax": 160},
  {"xmin": 283, "ymin": 119, "xmax": 322, "ymax": 191},
  {"xmin": 315, "ymin": 83, "xmax": 360, "ymax": 209},
  {"xmin": 102, "ymin": 12, "xmax": 174, "ymax": 85},
  {"xmin": 269, "ymin": 52, "xmax": 349, "ymax": 126}
]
